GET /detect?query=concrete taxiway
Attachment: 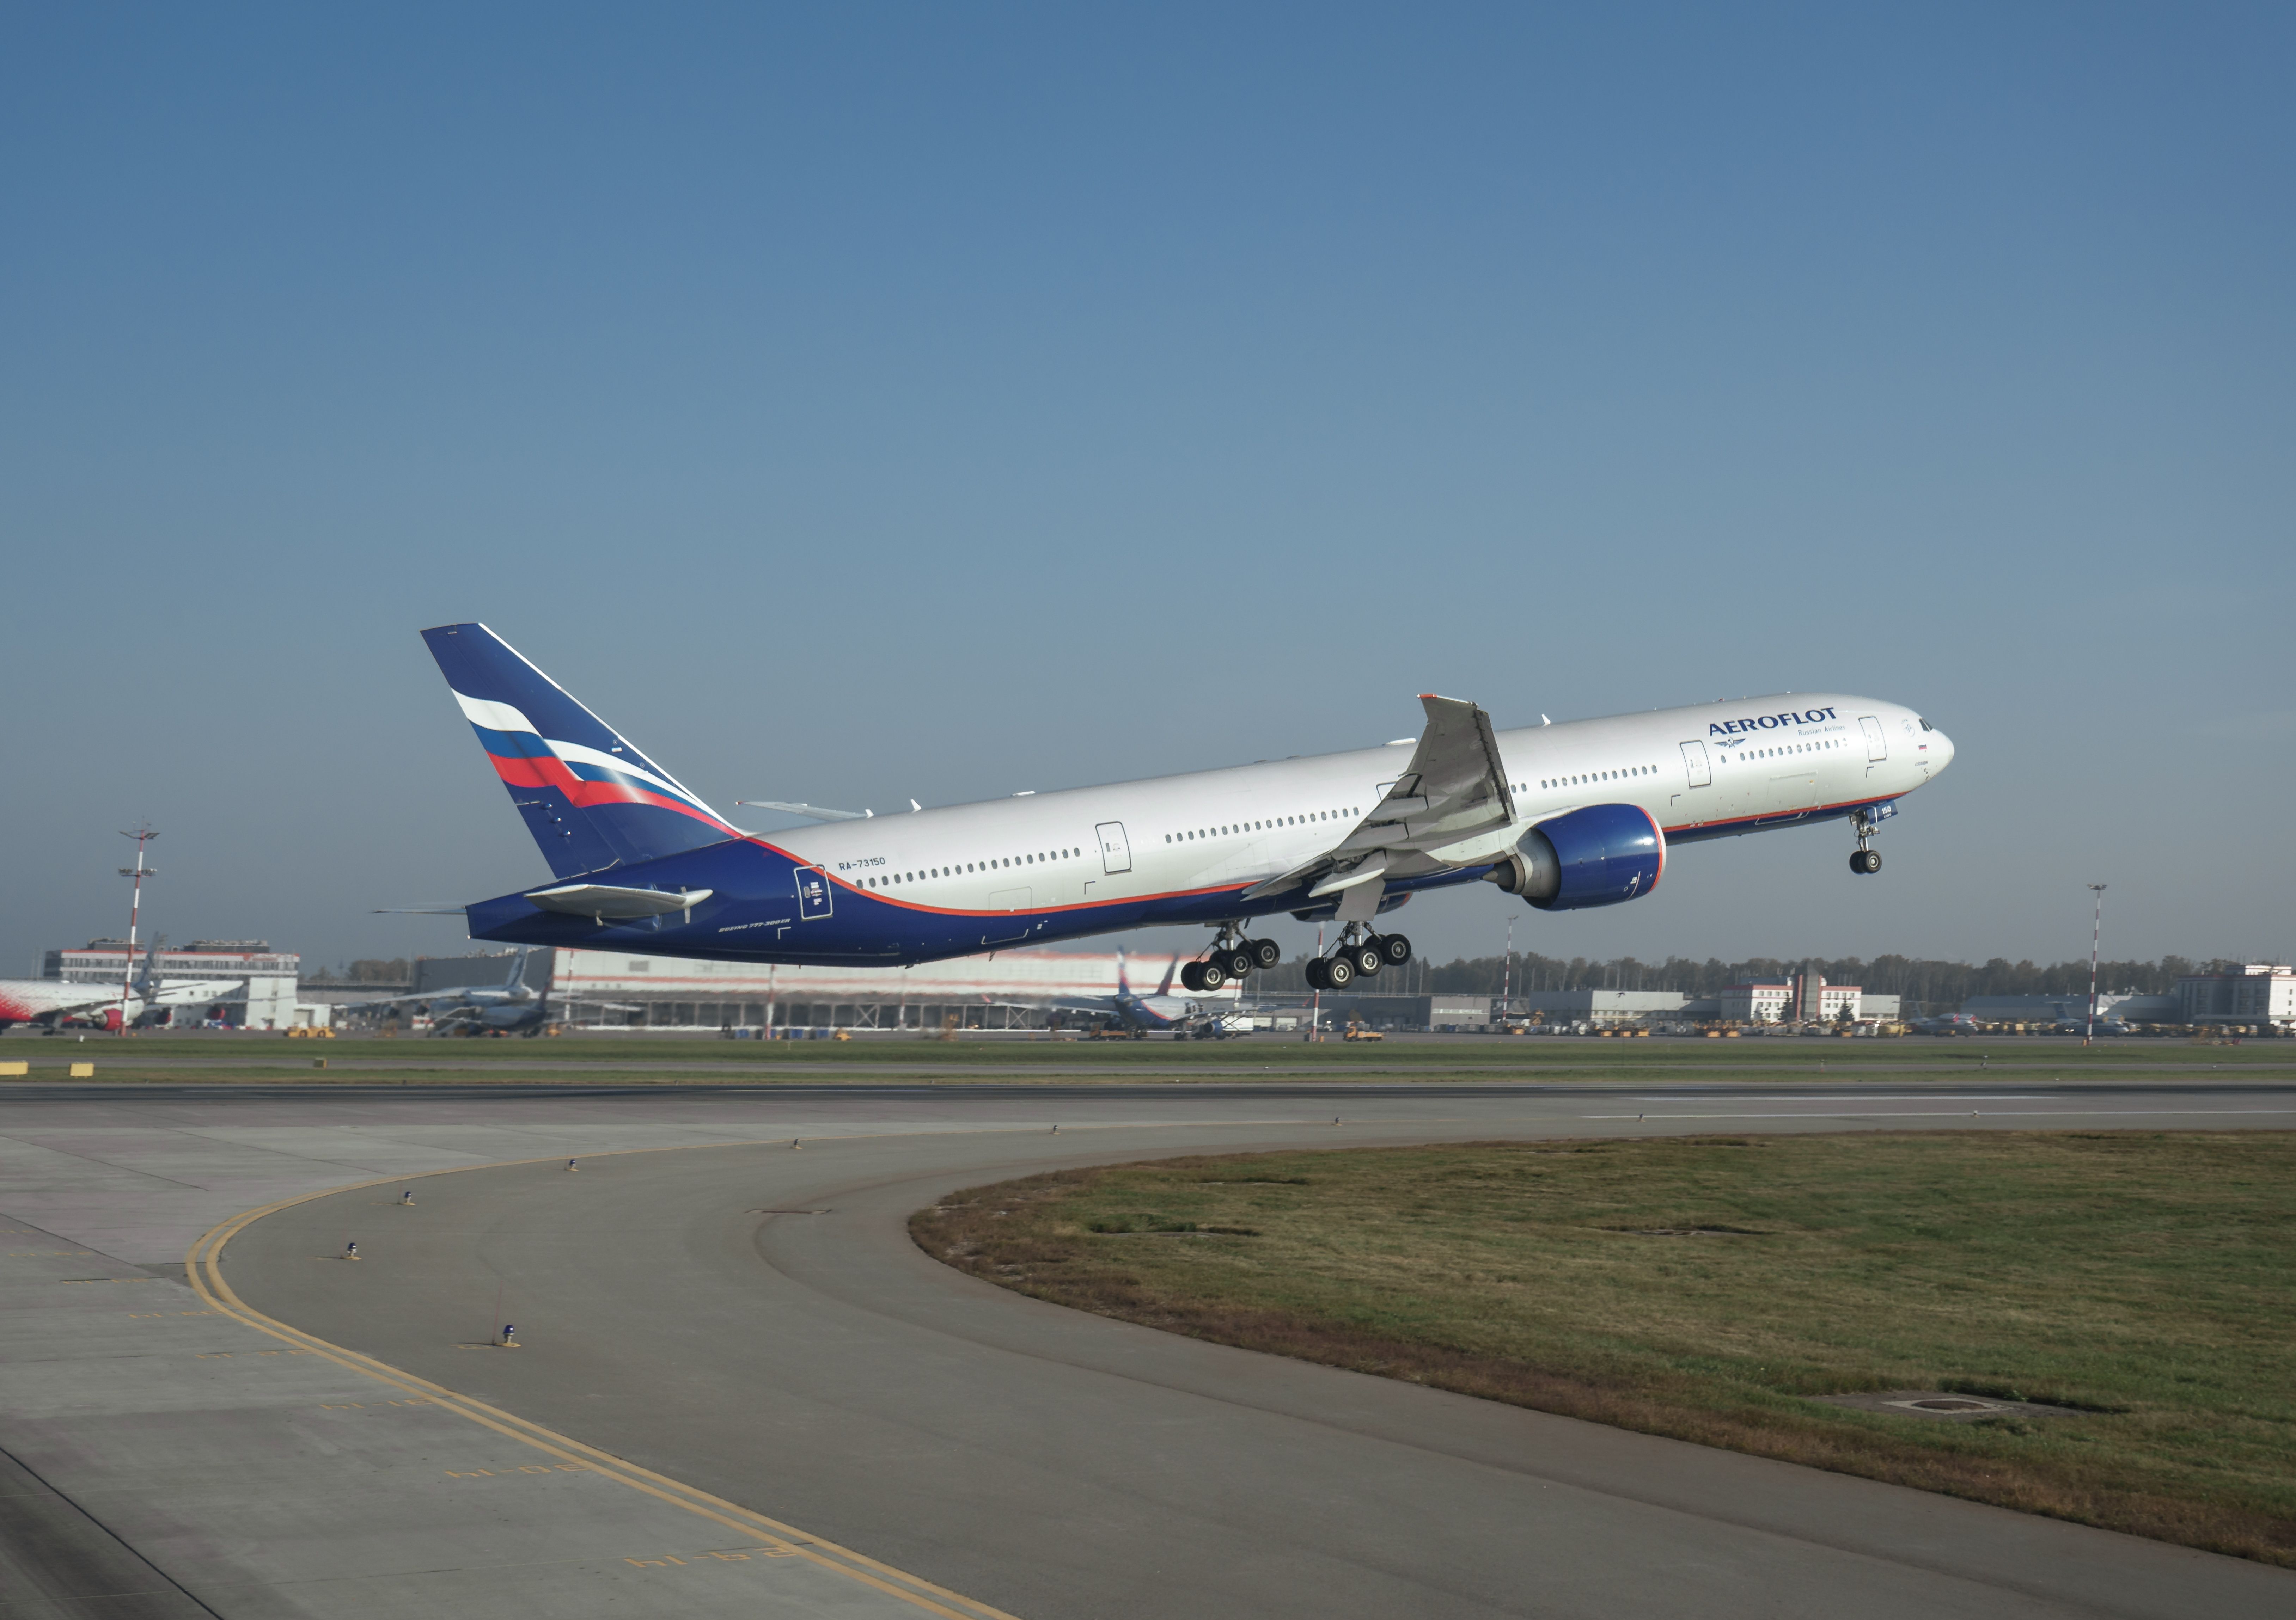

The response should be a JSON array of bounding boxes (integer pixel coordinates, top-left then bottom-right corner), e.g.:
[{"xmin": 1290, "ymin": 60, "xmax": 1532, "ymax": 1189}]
[{"xmin": 4, "ymin": 1083, "xmax": 2292, "ymax": 1618}]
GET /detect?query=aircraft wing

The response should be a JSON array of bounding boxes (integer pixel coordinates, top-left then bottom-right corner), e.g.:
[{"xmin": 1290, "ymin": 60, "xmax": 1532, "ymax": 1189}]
[
  {"xmin": 960, "ymin": 992, "xmax": 1108, "ymax": 1015},
  {"xmin": 144, "ymin": 979, "xmax": 250, "ymax": 1006},
  {"xmin": 1242, "ymin": 694, "xmax": 1521, "ymax": 902}
]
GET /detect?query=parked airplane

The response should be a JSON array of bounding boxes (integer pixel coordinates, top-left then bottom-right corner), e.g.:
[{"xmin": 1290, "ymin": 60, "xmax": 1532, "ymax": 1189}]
[
  {"xmin": 1043, "ymin": 951, "xmax": 1204, "ymax": 1037},
  {"xmin": 421, "ymin": 624, "xmax": 1955, "ymax": 987},
  {"xmin": 0, "ymin": 960, "xmax": 248, "ymax": 1033},
  {"xmin": 352, "ymin": 948, "xmax": 559, "ymax": 1036},
  {"xmin": 1912, "ymin": 1012, "xmax": 1984, "ymax": 1036},
  {"xmin": 0, "ymin": 979, "xmax": 145, "ymax": 1032}
]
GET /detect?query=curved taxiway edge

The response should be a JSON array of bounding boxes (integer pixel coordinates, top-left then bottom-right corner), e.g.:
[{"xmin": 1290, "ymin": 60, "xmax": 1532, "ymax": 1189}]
[{"xmin": 217, "ymin": 1114, "xmax": 2295, "ymax": 1620}]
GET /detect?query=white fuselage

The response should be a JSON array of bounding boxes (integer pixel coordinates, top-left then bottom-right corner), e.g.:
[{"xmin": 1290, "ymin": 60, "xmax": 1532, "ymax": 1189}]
[
  {"xmin": 0, "ymin": 980, "xmax": 140, "ymax": 1028},
  {"xmin": 754, "ymin": 693, "xmax": 1952, "ymax": 918}
]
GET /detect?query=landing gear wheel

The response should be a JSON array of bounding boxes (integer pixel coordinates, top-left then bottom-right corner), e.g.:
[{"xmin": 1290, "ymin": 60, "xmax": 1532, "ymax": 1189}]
[
  {"xmin": 1850, "ymin": 849, "xmax": 1882, "ymax": 875},
  {"xmin": 1249, "ymin": 937, "xmax": 1283, "ymax": 971},
  {"xmin": 1180, "ymin": 961, "xmax": 1209, "ymax": 992},
  {"xmin": 1322, "ymin": 954, "xmax": 1356, "ymax": 989},
  {"xmin": 1304, "ymin": 958, "xmax": 1331, "ymax": 990},
  {"xmin": 1376, "ymin": 932, "xmax": 1412, "ymax": 965},
  {"xmin": 1222, "ymin": 948, "xmax": 1256, "ymax": 980},
  {"xmin": 1197, "ymin": 959, "xmax": 1228, "ymax": 992},
  {"xmin": 1348, "ymin": 943, "xmax": 1384, "ymax": 978}
]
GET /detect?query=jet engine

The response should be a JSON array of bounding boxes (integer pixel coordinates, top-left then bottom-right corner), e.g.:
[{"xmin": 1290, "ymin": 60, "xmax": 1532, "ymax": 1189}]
[{"xmin": 1484, "ymin": 804, "xmax": 1665, "ymax": 910}]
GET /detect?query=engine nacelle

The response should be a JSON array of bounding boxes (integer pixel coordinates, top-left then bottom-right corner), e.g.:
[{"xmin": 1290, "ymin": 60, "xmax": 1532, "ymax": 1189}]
[{"xmin": 1484, "ymin": 804, "xmax": 1665, "ymax": 910}]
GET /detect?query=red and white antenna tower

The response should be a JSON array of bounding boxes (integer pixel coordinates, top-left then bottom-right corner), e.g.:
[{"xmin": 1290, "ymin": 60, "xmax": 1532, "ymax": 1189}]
[
  {"xmin": 115, "ymin": 823, "xmax": 159, "ymax": 1035},
  {"xmin": 2084, "ymin": 884, "xmax": 2107, "ymax": 1046}
]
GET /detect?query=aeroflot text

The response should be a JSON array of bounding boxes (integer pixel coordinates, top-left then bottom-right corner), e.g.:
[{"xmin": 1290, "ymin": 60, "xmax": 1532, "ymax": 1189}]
[{"xmin": 1709, "ymin": 708, "xmax": 1838, "ymax": 736}]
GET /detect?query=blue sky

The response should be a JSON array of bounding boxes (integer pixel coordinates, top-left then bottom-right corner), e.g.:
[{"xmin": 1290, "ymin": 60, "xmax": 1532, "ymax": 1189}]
[{"xmin": 4, "ymin": 4, "xmax": 2290, "ymax": 976}]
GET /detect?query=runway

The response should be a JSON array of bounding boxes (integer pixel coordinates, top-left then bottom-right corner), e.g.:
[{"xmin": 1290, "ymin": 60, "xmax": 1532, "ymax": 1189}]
[{"xmin": 5, "ymin": 1084, "xmax": 2292, "ymax": 1617}]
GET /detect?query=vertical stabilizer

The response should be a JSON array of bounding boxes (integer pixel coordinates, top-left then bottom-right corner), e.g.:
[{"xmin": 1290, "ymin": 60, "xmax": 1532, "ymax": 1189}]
[{"xmin": 422, "ymin": 624, "xmax": 739, "ymax": 879}]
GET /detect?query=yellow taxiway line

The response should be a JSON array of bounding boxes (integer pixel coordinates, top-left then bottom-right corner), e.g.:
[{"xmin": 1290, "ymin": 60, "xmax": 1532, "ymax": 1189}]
[{"xmin": 183, "ymin": 1141, "xmax": 1023, "ymax": 1620}]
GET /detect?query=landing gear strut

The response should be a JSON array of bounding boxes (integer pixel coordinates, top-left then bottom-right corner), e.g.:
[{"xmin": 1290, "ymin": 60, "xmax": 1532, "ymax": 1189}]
[
  {"xmin": 1182, "ymin": 923, "xmax": 1282, "ymax": 993},
  {"xmin": 1848, "ymin": 809, "xmax": 1883, "ymax": 876}
]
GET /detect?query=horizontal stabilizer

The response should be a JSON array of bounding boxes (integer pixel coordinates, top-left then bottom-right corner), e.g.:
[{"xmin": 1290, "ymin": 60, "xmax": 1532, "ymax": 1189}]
[
  {"xmin": 524, "ymin": 883, "xmax": 715, "ymax": 919},
  {"xmin": 735, "ymin": 800, "xmax": 870, "ymax": 822}
]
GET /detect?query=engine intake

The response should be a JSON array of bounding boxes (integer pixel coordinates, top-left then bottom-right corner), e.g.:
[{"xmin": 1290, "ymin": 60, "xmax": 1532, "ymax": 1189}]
[{"xmin": 1485, "ymin": 804, "xmax": 1665, "ymax": 910}]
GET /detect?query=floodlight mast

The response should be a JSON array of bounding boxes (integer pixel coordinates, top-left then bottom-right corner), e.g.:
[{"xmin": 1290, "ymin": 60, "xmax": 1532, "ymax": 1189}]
[
  {"xmin": 115, "ymin": 824, "xmax": 159, "ymax": 1035},
  {"xmin": 2084, "ymin": 884, "xmax": 2108, "ymax": 1046}
]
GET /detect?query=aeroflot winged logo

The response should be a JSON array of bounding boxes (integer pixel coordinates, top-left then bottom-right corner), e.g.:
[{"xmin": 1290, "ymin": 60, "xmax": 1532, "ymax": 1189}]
[
  {"xmin": 1710, "ymin": 706, "xmax": 1838, "ymax": 736},
  {"xmin": 453, "ymin": 691, "xmax": 728, "ymax": 827}
]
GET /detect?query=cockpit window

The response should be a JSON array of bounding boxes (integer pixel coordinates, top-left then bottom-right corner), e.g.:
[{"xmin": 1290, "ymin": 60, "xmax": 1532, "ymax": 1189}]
[{"xmin": 1918, "ymin": 718, "xmax": 1934, "ymax": 731}]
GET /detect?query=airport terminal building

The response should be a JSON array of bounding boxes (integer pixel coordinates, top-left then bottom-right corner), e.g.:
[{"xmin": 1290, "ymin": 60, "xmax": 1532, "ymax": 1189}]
[
  {"xmin": 488, "ymin": 946, "xmax": 1241, "ymax": 1031},
  {"xmin": 1959, "ymin": 966, "xmax": 2292, "ymax": 1030},
  {"xmin": 2175, "ymin": 963, "xmax": 2295, "ymax": 1028}
]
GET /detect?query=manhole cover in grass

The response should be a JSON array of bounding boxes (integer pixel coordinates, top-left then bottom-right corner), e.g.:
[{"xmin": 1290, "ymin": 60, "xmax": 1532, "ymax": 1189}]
[{"xmin": 1812, "ymin": 1390, "xmax": 2085, "ymax": 1422}]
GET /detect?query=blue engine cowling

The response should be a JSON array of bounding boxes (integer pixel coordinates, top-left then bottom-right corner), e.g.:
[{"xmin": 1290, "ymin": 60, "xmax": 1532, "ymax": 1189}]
[{"xmin": 1485, "ymin": 804, "xmax": 1665, "ymax": 910}]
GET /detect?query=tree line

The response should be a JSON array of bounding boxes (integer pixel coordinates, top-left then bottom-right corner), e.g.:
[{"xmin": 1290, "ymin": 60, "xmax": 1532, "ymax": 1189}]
[{"xmin": 1264, "ymin": 951, "xmax": 2239, "ymax": 1013}]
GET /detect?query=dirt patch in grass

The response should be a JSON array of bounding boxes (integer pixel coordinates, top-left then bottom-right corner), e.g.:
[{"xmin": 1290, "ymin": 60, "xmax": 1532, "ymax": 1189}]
[{"xmin": 910, "ymin": 1131, "xmax": 2296, "ymax": 1565}]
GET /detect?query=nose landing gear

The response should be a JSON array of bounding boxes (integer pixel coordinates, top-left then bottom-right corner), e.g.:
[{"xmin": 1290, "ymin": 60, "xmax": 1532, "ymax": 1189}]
[{"xmin": 1848, "ymin": 809, "xmax": 1883, "ymax": 875}]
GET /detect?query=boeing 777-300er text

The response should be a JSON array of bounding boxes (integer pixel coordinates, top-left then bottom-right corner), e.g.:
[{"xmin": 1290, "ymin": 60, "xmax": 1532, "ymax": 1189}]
[{"xmin": 422, "ymin": 624, "xmax": 1955, "ymax": 989}]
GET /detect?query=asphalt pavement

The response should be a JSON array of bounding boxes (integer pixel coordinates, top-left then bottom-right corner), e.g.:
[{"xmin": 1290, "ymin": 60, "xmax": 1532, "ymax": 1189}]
[{"xmin": 4, "ymin": 1084, "xmax": 2291, "ymax": 1618}]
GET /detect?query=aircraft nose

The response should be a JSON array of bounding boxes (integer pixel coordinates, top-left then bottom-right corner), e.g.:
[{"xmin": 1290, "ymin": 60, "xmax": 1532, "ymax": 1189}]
[{"xmin": 1931, "ymin": 729, "xmax": 1955, "ymax": 769}]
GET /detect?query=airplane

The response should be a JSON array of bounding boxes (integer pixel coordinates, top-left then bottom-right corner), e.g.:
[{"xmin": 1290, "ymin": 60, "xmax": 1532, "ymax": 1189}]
[
  {"xmin": 0, "ymin": 979, "xmax": 145, "ymax": 1033},
  {"xmin": 349, "ymin": 948, "xmax": 564, "ymax": 1037},
  {"xmin": 1911, "ymin": 1012, "xmax": 1984, "ymax": 1036},
  {"xmin": 0, "ymin": 959, "xmax": 249, "ymax": 1033},
  {"xmin": 419, "ymin": 623, "xmax": 1956, "ymax": 986},
  {"xmin": 1043, "ymin": 951, "xmax": 1219, "ymax": 1038}
]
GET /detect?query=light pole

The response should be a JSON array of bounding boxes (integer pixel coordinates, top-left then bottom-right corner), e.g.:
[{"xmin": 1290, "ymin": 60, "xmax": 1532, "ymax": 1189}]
[
  {"xmin": 2084, "ymin": 884, "xmax": 2107, "ymax": 1046},
  {"xmin": 115, "ymin": 823, "xmax": 159, "ymax": 1035},
  {"xmin": 1311, "ymin": 923, "xmax": 1325, "ymax": 1040}
]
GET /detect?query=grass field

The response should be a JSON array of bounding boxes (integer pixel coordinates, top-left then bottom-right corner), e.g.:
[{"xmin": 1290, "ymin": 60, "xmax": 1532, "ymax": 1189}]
[
  {"xmin": 911, "ymin": 1131, "xmax": 2296, "ymax": 1564},
  {"xmin": 3, "ymin": 1031, "xmax": 2291, "ymax": 1085}
]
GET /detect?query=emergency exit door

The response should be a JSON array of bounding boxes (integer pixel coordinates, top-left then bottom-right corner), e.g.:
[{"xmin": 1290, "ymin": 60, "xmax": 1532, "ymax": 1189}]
[
  {"xmin": 1860, "ymin": 715, "xmax": 1887, "ymax": 761},
  {"xmin": 1679, "ymin": 740, "xmax": 1712, "ymax": 787},
  {"xmin": 1096, "ymin": 822, "xmax": 1132, "ymax": 875}
]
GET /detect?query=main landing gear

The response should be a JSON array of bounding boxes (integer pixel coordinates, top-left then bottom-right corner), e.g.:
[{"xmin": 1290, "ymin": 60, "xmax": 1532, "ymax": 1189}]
[
  {"xmin": 1848, "ymin": 809, "xmax": 1883, "ymax": 876},
  {"xmin": 1181, "ymin": 926, "xmax": 1284, "ymax": 993},
  {"xmin": 1303, "ymin": 926, "xmax": 1412, "ymax": 990}
]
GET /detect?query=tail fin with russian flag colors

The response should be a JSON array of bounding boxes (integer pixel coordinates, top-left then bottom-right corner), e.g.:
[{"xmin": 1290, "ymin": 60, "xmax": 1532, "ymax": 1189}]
[{"xmin": 422, "ymin": 624, "xmax": 741, "ymax": 879}]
